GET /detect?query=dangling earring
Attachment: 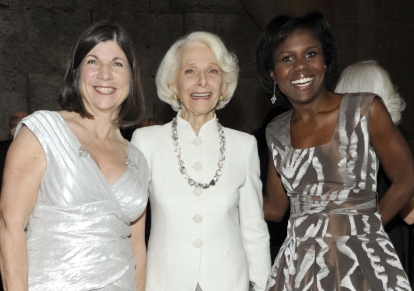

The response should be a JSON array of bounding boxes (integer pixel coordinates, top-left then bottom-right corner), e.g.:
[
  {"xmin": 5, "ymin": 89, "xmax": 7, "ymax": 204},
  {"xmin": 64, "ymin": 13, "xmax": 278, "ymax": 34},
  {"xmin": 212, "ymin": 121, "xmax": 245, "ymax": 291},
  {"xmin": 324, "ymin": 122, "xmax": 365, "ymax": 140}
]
[
  {"xmin": 271, "ymin": 83, "xmax": 277, "ymax": 104},
  {"xmin": 172, "ymin": 92, "xmax": 179, "ymax": 100},
  {"xmin": 219, "ymin": 93, "xmax": 225, "ymax": 101}
]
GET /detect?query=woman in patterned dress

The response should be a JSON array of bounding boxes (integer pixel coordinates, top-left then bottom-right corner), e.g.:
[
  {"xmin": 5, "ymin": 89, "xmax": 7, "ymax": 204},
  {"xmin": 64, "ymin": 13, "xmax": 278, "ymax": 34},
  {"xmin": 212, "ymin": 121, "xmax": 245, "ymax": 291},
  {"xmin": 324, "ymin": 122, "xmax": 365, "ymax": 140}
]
[
  {"xmin": 335, "ymin": 60, "xmax": 414, "ymax": 285},
  {"xmin": 255, "ymin": 10, "xmax": 414, "ymax": 290},
  {"xmin": 0, "ymin": 22, "xmax": 150, "ymax": 290}
]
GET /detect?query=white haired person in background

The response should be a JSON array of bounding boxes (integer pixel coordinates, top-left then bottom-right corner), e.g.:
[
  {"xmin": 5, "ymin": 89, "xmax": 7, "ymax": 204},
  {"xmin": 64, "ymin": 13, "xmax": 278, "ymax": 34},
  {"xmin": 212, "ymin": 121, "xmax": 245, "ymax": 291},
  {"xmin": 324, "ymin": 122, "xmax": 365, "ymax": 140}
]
[
  {"xmin": 336, "ymin": 60, "xmax": 413, "ymax": 286},
  {"xmin": 131, "ymin": 31, "xmax": 271, "ymax": 291},
  {"xmin": 335, "ymin": 60, "xmax": 406, "ymax": 124}
]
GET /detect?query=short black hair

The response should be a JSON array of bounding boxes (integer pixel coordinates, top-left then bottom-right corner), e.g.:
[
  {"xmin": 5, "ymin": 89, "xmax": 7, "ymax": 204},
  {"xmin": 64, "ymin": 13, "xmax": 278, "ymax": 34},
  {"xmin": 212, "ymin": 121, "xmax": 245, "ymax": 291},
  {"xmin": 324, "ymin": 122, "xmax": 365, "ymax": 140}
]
[
  {"xmin": 255, "ymin": 10, "xmax": 339, "ymax": 100},
  {"xmin": 59, "ymin": 21, "xmax": 145, "ymax": 128}
]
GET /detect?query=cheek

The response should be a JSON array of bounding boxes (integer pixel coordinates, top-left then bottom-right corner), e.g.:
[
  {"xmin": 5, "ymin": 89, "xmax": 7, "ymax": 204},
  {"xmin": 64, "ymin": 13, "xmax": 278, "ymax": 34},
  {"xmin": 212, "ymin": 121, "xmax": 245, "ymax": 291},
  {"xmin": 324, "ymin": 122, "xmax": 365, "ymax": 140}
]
[
  {"xmin": 119, "ymin": 71, "xmax": 131, "ymax": 85},
  {"xmin": 79, "ymin": 69, "xmax": 94, "ymax": 85},
  {"xmin": 177, "ymin": 78, "xmax": 191, "ymax": 92},
  {"xmin": 216, "ymin": 80, "xmax": 225, "ymax": 93},
  {"xmin": 126, "ymin": 76, "xmax": 131, "ymax": 90},
  {"xmin": 211, "ymin": 76, "xmax": 224, "ymax": 90},
  {"xmin": 273, "ymin": 66, "xmax": 287, "ymax": 81}
]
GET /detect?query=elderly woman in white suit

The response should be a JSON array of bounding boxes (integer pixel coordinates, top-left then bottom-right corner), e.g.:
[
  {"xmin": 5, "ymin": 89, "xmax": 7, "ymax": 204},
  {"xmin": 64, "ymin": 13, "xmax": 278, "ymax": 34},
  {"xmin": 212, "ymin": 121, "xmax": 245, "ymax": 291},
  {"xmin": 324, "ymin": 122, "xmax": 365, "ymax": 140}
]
[{"xmin": 131, "ymin": 31, "xmax": 271, "ymax": 291}]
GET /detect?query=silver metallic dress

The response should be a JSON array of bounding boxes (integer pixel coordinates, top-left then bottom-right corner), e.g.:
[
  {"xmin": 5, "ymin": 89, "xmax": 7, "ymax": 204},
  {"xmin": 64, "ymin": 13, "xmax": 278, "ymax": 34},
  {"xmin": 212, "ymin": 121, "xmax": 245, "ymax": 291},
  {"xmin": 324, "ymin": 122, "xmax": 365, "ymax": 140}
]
[
  {"xmin": 265, "ymin": 93, "xmax": 411, "ymax": 291},
  {"xmin": 16, "ymin": 111, "xmax": 150, "ymax": 291}
]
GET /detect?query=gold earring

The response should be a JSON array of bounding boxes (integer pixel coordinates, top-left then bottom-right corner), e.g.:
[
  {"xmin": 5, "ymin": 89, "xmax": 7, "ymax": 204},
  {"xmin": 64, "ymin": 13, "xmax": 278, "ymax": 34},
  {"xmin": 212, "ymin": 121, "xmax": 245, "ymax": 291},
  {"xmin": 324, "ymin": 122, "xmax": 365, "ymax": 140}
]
[
  {"xmin": 219, "ymin": 93, "xmax": 225, "ymax": 101},
  {"xmin": 172, "ymin": 92, "xmax": 179, "ymax": 100}
]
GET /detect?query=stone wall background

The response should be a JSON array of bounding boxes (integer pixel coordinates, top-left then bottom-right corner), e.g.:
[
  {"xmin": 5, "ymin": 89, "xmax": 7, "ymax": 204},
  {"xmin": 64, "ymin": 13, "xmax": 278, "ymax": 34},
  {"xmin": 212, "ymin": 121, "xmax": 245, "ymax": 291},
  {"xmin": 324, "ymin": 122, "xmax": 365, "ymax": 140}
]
[{"xmin": 0, "ymin": 0, "xmax": 413, "ymax": 150}]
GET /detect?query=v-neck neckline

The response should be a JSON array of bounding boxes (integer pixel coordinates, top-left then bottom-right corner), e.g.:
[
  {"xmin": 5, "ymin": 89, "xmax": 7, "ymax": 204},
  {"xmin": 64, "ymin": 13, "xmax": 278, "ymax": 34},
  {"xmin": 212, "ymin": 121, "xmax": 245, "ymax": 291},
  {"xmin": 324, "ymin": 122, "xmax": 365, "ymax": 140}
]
[{"xmin": 54, "ymin": 111, "xmax": 131, "ymax": 188}]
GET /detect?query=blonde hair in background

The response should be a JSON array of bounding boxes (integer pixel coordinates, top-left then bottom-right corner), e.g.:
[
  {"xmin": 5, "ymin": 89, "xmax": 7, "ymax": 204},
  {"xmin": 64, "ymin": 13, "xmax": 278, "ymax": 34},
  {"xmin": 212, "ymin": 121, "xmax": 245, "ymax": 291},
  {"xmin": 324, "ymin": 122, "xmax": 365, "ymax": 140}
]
[
  {"xmin": 155, "ymin": 31, "xmax": 239, "ymax": 111},
  {"xmin": 335, "ymin": 60, "xmax": 406, "ymax": 125}
]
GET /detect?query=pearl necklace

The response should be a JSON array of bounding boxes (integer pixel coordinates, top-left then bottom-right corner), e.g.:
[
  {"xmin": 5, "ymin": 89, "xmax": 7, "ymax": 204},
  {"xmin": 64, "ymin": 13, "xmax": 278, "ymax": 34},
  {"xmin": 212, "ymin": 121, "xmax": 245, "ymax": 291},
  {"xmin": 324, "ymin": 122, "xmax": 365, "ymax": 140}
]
[{"xmin": 172, "ymin": 117, "xmax": 225, "ymax": 189}]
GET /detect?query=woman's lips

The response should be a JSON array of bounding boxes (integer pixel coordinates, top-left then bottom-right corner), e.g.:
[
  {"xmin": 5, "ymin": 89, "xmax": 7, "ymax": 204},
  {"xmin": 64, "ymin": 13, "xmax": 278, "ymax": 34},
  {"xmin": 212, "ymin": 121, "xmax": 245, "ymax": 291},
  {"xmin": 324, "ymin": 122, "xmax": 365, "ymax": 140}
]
[
  {"xmin": 291, "ymin": 77, "xmax": 314, "ymax": 87},
  {"xmin": 94, "ymin": 86, "xmax": 116, "ymax": 94},
  {"xmin": 191, "ymin": 92, "xmax": 212, "ymax": 98}
]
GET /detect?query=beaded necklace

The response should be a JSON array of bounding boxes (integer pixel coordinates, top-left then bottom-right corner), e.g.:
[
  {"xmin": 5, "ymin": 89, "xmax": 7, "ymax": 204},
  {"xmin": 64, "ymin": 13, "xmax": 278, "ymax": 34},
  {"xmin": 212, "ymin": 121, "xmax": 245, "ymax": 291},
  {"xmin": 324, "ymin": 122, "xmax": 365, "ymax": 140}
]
[{"xmin": 171, "ymin": 117, "xmax": 225, "ymax": 189}]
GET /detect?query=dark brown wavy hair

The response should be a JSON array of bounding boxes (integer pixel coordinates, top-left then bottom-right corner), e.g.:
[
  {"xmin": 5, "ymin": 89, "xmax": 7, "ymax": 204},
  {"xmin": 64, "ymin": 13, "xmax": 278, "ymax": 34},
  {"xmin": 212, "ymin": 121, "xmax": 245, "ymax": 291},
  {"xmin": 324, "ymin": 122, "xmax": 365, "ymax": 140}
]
[{"xmin": 59, "ymin": 21, "xmax": 145, "ymax": 128}]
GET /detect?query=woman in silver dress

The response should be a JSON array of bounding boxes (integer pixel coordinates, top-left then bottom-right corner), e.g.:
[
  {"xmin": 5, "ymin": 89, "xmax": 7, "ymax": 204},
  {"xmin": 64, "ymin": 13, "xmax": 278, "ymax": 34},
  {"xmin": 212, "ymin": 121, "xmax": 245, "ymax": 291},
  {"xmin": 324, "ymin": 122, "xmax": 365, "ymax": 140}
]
[
  {"xmin": 255, "ymin": 10, "xmax": 414, "ymax": 290},
  {"xmin": 0, "ymin": 21, "xmax": 149, "ymax": 290}
]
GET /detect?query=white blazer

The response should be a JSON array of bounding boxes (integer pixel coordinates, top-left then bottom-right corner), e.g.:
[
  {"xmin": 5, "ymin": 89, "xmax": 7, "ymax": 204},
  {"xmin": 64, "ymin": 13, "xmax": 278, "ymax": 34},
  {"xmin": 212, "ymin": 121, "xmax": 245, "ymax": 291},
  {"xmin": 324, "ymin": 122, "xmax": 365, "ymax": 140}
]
[{"xmin": 131, "ymin": 113, "xmax": 270, "ymax": 291}]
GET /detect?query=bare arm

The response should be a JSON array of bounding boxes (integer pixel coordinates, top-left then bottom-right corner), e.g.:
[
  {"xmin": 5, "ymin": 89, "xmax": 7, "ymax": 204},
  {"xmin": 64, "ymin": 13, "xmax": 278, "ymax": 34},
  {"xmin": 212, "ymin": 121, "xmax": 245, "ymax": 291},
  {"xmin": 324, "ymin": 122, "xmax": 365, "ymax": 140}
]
[
  {"xmin": 130, "ymin": 209, "xmax": 147, "ymax": 291},
  {"xmin": 0, "ymin": 126, "xmax": 46, "ymax": 291},
  {"xmin": 369, "ymin": 98, "xmax": 414, "ymax": 225},
  {"xmin": 263, "ymin": 150, "xmax": 289, "ymax": 222},
  {"xmin": 400, "ymin": 197, "xmax": 414, "ymax": 225}
]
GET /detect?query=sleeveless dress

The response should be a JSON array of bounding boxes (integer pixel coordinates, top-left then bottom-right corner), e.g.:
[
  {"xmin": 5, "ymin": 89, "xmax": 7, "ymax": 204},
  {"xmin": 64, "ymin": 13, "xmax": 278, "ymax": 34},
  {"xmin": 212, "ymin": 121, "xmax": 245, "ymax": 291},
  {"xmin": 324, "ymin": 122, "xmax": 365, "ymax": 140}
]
[
  {"xmin": 16, "ymin": 111, "xmax": 150, "ymax": 291},
  {"xmin": 265, "ymin": 93, "xmax": 411, "ymax": 291}
]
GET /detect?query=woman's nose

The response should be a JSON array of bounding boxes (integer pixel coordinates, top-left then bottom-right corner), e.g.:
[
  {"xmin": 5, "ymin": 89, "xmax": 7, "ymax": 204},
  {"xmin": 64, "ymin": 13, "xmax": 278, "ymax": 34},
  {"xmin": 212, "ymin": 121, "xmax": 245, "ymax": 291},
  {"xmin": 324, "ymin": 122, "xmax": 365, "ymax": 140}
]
[
  {"xmin": 97, "ymin": 64, "xmax": 113, "ymax": 80},
  {"xmin": 197, "ymin": 71, "xmax": 207, "ymax": 87},
  {"xmin": 293, "ymin": 58, "xmax": 309, "ymax": 72}
]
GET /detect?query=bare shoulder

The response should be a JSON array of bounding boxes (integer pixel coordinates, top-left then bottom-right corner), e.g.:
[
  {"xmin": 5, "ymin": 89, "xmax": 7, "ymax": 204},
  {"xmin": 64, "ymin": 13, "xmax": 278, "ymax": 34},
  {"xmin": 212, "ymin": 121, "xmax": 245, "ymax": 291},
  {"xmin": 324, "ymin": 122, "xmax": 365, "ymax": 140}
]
[
  {"xmin": 57, "ymin": 110, "xmax": 84, "ymax": 130},
  {"xmin": 369, "ymin": 95, "xmax": 393, "ymax": 127},
  {"xmin": 6, "ymin": 125, "xmax": 46, "ymax": 180},
  {"xmin": 13, "ymin": 125, "xmax": 41, "ymax": 147},
  {"xmin": 370, "ymin": 95, "xmax": 389, "ymax": 113}
]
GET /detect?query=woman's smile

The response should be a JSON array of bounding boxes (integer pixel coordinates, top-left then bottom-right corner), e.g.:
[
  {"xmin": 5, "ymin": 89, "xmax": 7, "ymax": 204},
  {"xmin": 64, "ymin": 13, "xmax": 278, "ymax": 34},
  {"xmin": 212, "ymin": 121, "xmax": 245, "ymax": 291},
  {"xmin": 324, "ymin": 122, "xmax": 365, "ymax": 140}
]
[
  {"xmin": 191, "ymin": 92, "xmax": 212, "ymax": 99},
  {"xmin": 291, "ymin": 76, "xmax": 314, "ymax": 87},
  {"xmin": 270, "ymin": 29, "xmax": 327, "ymax": 104},
  {"xmin": 94, "ymin": 86, "xmax": 116, "ymax": 94}
]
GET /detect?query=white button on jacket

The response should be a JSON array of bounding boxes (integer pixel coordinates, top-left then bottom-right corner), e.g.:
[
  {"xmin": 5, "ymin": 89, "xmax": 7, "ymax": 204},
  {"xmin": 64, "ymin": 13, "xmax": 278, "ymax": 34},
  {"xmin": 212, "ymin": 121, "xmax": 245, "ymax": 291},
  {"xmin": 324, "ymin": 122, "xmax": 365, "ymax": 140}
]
[
  {"xmin": 131, "ymin": 112, "xmax": 271, "ymax": 291},
  {"xmin": 193, "ymin": 162, "xmax": 202, "ymax": 171},
  {"xmin": 193, "ymin": 214, "xmax": 202, "ymax": 223}
]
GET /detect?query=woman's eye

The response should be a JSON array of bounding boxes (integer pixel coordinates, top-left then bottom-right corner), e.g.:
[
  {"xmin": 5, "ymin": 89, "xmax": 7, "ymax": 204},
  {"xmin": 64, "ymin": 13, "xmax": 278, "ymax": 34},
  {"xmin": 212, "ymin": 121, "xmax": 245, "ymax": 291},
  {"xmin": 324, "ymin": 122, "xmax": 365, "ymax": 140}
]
[
  {"xmin": 281, "ymin": 56, "xmax": 293, "ymax": 62},
  {"xmin": 185, "ymin": 69, "xmax": 194, "ymax": 74},
  {"xmin": 87, "ymin": 59, "xmax": 96, "ymax": 64},
  {"xmin": 306, "ymin": 51, "xmax": 317, "ymax": 58},
  {"xmin": 114, "ymin": 62, "xmax": 123, "ymax": 67},
  {"xmin": 209, "ymin": 68, "xmax": 219, "ymax": 74}
]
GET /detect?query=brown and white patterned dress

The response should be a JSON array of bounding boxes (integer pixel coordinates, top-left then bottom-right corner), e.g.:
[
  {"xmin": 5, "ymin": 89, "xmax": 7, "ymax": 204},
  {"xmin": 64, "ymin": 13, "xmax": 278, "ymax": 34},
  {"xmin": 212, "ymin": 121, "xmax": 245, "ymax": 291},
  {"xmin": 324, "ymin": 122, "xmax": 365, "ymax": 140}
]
[{"xmin": 265, "ymin": 93, "xmax": 411, "ymax": 291}]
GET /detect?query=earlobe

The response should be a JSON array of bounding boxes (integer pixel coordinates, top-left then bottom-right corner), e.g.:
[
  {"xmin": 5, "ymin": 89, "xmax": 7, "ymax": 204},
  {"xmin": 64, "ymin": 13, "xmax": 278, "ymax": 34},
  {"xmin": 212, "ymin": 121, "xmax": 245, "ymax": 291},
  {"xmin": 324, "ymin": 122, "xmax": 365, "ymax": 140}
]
[
  {"xmin": 221, "ymin": 83, "xmax": 227, "ymax": 96},
  {"xmin": 168, "ymin": 84, "xmax": 179, "ymax": 100},
  {"xmin": 168, "ymin": 83, "xmax": 176, "ymax": 92},
  {"xmin": 269, "ymin": 70, "xmax": 277, "ymax": 82}
]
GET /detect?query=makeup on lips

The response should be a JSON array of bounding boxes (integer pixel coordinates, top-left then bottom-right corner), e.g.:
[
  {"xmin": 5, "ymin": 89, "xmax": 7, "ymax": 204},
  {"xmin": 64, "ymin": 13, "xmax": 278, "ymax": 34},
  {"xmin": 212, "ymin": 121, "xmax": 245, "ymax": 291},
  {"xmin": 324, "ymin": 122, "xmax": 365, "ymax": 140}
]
[
  {"xmin": 291, "ymin": 76, "xmax": 314, "ymax": 87},
  {"xmin": 94, "ymin": 86, "xmax": 116, "ymax": 94},
  {"xmin": 191, "ymin": 92, "xmax": 212, "ymax": 99}
]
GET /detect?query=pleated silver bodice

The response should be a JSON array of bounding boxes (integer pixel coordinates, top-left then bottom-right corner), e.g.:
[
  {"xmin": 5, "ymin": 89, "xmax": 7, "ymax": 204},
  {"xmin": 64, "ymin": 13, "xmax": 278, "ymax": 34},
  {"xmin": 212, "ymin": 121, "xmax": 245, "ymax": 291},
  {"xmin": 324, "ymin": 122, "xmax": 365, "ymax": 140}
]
[{"xmin": 16, "ymin": 111, "xmax": 150, "ymax": 291}]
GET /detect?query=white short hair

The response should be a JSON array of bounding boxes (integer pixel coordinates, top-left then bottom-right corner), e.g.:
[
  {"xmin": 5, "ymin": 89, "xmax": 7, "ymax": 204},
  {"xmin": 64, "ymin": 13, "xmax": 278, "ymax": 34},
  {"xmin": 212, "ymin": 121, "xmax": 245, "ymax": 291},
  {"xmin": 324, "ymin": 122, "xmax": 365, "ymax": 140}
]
[
  {"xmin": 155, "ymin": 31, "xmax": 239, "ymax": 111},
  {"xmin": 335, "ymin": 60, "xmax": 406, "ymax": 125}
]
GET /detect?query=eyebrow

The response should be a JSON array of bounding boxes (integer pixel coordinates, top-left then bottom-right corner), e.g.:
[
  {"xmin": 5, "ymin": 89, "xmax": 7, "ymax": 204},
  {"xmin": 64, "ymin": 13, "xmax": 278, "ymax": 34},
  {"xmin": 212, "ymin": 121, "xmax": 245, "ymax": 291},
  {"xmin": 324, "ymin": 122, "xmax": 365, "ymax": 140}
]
[
  {"xmin": 86, "ymin": 54, "xmax": 126, "ymax": 62},
  {"xmin": 276, "ymin": 45, "xmax": 320, "ymax": 57},
  {"xmin": 181, "ymin": 62, "xmax": 220, "ymax": 68}
]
